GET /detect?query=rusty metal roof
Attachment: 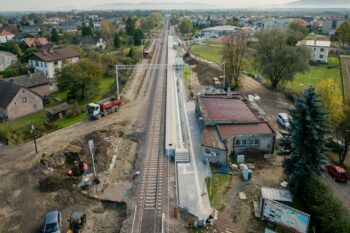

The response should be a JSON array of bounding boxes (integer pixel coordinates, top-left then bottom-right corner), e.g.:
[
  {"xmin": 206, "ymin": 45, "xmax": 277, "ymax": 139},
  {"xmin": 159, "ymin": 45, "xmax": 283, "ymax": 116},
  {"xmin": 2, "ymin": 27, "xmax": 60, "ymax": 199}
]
[
  {"xmin": 198, "ymin": 96, "xmax": 257, "ymax": 122},
  {"xmin": 217, "ymin": 122, "xmax": 274, "ymax": 140},
  {"xmin": 201, "ymin": 127, "xmax": 226, "ymax": 150}
]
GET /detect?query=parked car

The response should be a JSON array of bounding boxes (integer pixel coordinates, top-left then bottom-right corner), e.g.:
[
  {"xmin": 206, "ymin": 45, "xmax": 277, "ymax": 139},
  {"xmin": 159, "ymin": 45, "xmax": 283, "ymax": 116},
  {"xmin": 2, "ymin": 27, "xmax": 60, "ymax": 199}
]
[
  {"xmin": 256, "ymin": 75, "xmax": 265, "ymax": 84},
  {"xmin": 325, "ymin": 164, "xmax": 348, "ymax": 182},
  {"xmin": 42, "ymin": 210, "xmax": 62, "ymax": 233},
  {"xmin": 277, "ymin": 113, "xmax": 290, "ymax": 129}
]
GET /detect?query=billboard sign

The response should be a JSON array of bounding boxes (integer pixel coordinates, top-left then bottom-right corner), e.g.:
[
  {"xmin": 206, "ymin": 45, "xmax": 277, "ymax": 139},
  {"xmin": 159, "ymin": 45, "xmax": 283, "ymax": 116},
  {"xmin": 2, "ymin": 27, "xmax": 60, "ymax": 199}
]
[{"xmin": 263, "ymin": 199, "xmax": 310, "ymax": 233}]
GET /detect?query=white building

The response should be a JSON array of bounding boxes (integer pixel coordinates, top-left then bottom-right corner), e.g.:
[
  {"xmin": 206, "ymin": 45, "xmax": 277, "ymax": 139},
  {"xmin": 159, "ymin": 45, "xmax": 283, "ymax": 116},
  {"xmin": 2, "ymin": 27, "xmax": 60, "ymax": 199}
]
[
  {"xmin": 0, "ymin": 51, "xmax": 17, "ymax": 71},
  {"xmin": 260, "ymin": 18, "xmax": 295, "ymax": 30},
  {"xmin": 202, "ymin": 25, "xmax": 240, "ymax": 36},
  {"xmin": 322, "ymin": 20, "xmax": 344, "ymax": 36},
  {"xmin": 28, "ymin": 48, "xmax": 80, "ymax": 78},
  {"xmin": 0, "ymin": 30, "xmax": 15, "ymax": 43},
  {"xmin": 299, "ymin": 40, "xmax": 331, "ymax": 63}
]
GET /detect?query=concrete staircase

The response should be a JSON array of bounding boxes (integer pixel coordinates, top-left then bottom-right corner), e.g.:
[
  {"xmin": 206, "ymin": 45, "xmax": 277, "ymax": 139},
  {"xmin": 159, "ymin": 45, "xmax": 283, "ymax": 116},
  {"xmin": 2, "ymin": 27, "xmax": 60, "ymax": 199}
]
[{"xmin": 175, "ymin": 149, "xmax": 190, "ymax": 163}]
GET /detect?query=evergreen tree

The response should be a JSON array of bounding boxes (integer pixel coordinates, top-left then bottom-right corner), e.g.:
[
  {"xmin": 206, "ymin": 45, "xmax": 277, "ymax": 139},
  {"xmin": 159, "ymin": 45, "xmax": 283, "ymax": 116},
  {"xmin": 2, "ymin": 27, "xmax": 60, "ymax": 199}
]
[
  {"xmin": 280, "ymin": 86, "xmax": 329, "ymax": 194},
  {"xmin": 114, "ymin": 32, "xmax": 121, "ymax": 48},
  {"xmin": 51, "ymin": 28, "xmax": 59, "ymax": 42},
  {"xmin": 133, "ymin": 29, "xmax": 143, "ymax": 46},
  {"xmin": 125, "ymin": 17, "xmax": 136, "ymax": 36},
  {"xmin": 81, "ymin": 25, "xmax": 93, "ymax": 37}
]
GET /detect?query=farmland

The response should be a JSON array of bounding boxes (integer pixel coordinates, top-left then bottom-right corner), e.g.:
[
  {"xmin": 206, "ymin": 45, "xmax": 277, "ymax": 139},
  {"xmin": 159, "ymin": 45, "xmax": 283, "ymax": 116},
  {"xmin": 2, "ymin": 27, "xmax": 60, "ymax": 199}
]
[{"xmin": 340, "ymin": 55, "xmax": 350, "ymax": 100}]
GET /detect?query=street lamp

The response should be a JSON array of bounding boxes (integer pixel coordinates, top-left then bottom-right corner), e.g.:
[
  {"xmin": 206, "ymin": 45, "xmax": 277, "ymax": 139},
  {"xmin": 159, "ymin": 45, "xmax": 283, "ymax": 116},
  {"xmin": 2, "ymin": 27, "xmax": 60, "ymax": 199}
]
[{"xmin": 31, "ymin": 124, "xmax": 38, "ymax": 157}]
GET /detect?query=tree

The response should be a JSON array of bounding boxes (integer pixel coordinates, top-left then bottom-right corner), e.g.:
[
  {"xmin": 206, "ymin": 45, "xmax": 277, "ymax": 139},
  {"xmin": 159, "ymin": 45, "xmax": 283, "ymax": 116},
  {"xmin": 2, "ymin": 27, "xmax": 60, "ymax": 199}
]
[
  {"xmin": 128, "ymin": 47, "xmax": 136, "ymax": 60},
  {"xmin": 280, "ymin": 86, "xmax": 329, "ymax": 194},
  {"xmin": 125, "ymin": 17, "xmax": 136, "ymax": 36},
  {"xmin": 335, "ymin": 21, "xmax": 350, "ymax": 47},
  {"xmin": 222, "ymin": 32, "xmax": 247, "ymax": 89},
  {"xmin": 255, "ymin": 29, "xmax": 310, "ymax": 89},
  {"xmin": 287, "ymin": 21, "xmax": 308, "ymax": 45},
  {"xmin": 133, "ymin": 29, "xmax": 143, "ymax": 46},
  {"xmin": 328, "ymin": 106, "xmax": 350, "ymax": 166},
  {"xmin": 50, "ymin": 28, "xmax": 59, "ymax": 42},
  {"xmin": 114, "ymin": 32, "xmax": 121, "ymax": 48},
  {"xmin": 56, "ymin": 59, "xmax": 103, "ymax": 100},
  {"xmin": 179, "ymin": 18, "xmax": 193, "ymax": 34},
  {"xmin": 81, "ymin": 25, "xmax": 93, "ymax": 37},
  {"xmin": 100, "ymin": 20, "xmax": 114, "ymax": 39},
  {"xmin": 316, "ymin": 79, "xmax": 345, "ymax": 128}
]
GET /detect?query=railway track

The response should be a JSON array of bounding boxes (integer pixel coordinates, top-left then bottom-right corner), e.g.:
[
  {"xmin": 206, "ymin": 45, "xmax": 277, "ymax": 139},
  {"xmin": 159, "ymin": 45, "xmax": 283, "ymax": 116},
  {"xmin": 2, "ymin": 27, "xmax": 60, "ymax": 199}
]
[{"xmin": 136, "ymin": 21, "xmax": 169, "ymax": 233}]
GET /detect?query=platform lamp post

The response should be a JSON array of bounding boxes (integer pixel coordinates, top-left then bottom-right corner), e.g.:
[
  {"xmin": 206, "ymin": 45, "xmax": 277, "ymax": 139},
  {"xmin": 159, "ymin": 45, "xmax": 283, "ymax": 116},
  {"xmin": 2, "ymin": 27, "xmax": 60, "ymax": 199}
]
[{"xmin": 31, "ymin": 124, "xmax": 38, "ymax": 157}]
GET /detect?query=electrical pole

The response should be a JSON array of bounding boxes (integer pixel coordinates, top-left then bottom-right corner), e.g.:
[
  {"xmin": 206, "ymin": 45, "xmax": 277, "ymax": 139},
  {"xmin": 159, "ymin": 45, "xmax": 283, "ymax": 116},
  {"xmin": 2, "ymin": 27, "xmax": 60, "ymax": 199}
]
[
  {"xmin": 31, "ymin": 124, "xmax": 38, "ymax": 157},
  {"xmin": 115, "ymin": 66, "xmax": 120, "ymax": 99}
]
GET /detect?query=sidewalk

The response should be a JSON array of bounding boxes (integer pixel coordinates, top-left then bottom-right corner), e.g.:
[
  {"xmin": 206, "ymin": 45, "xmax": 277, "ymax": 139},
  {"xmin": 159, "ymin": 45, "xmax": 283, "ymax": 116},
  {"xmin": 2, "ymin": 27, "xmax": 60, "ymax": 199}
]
[{"xmin": 177, "ymin": 101, "xmax": 212, "ymax": 219}]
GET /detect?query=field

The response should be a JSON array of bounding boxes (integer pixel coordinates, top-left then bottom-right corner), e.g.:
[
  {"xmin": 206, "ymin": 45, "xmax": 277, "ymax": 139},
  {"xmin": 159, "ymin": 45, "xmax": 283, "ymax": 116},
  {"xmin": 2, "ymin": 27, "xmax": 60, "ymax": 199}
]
[
  {"xmin": 288, "ymin": 57, "xmax": 342, "ymax": 92},
  {"xmin": 191, "ymin": 44, "xmax": 223, "ymax": 64},
  {"xmin": 340, "ymin": 55, "xmax": 350, "ymax": 100}
]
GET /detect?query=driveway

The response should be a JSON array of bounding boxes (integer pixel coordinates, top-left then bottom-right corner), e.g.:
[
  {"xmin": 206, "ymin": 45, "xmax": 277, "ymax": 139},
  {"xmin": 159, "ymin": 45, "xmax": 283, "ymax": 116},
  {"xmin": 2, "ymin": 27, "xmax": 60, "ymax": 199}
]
[{"xmin": 240, "ymin": 75, "xmax": 292, "ymax": 138}]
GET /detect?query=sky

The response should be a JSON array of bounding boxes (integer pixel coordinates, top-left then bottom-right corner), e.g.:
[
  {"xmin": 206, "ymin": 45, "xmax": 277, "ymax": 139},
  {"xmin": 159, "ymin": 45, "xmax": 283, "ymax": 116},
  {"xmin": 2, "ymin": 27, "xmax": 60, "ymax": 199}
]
[{"xmin": 0, "ymin": 0, "xmax": 296, "ymax": 11}]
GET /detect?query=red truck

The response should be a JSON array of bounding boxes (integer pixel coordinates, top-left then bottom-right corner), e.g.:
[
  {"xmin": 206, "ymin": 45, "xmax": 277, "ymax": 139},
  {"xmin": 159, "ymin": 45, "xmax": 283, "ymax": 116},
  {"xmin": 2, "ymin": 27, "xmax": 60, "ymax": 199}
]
[{"xmin": 87, "ymin": 97, "xmax": 122, "ymax": 120}]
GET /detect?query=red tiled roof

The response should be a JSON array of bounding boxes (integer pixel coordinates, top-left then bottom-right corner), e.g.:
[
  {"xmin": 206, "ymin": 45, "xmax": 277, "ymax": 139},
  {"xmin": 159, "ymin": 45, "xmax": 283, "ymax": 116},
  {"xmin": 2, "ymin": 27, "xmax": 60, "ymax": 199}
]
[
  {"xmin": 0, "ymin": 30, "xmax": 14, "ymax": 36},
  {"xmin": 198, "ymin": 96, "xmax": 257, "ymax": 122},
  {"xmin": 217, "ymin": 122, "xmax": 274, "ymax": 140},
  {"xmin": 201, "ymin": 127, "xmax": 226, "ymax": 150}
]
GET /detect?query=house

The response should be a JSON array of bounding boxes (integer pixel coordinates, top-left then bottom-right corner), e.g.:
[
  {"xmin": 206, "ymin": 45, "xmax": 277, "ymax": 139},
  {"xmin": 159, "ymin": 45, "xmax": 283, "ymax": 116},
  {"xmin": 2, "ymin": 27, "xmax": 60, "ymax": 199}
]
[
  {"xmin": 28, "ymin": 47, "xmax": 80, "ymax": 78},
  {"xmin": 47, "ymin": 102, "xmax": 72, "ymax": 121},
  {"xmin": 196, "ymin": 94, "xmax": 275, "ymax": 164},
  {"xmin": 57, "ymin": 22, "xmax": 79, "ymax": 32},
  {"xmin": 0, "ymin": 80, "xmax": 43, "ymax": 120},
  {"xmin": 5, "ymin": 72, "xmax": 56, "ymax": 97},
  {"xmin": 0, "ymin": 51, "xmax": 17, "ymax": 71},
  {"xmin": 0, "ymin": 30, "xmax": 15, "ymax": 43},
  {"xmin": 299, "ymin": 39, "xmax": 331, "ymax": 63},
  {"xmin": 22, "ymin": 37, "xmax": 48, "ymax": 48},
  {"xmin": 20, "ymin": 26, "xmax": 41, "ymax": 35},
  {"xmin": 92, "ymin": 22, "xmax": 101, "ymax": 31},
  {"xmin": 80, "ymin": 37, "xmax": 106, "ymax": 50}
]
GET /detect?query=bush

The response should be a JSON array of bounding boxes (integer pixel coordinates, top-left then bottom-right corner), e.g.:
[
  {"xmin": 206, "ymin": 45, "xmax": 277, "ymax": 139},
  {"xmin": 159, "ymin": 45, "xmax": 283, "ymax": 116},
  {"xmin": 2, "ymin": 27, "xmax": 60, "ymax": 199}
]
[{"xmin": 302, "ymin": 175, "xmax": 350, "ymax": 233}]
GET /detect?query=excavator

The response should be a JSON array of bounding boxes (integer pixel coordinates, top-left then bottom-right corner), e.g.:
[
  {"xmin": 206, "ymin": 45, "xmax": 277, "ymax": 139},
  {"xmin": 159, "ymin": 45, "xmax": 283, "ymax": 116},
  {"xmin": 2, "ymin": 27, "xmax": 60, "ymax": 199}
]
[{"xmin": 66, "ymin": 211, "xmax": 86, "ymax": 233}]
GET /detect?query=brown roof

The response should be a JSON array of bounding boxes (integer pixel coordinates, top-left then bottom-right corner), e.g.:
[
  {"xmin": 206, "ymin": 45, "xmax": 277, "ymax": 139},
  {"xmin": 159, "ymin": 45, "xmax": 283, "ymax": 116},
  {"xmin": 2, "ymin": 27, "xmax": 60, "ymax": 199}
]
[
  {"xmin": 0, "ymin": 30, "xmax": 14, "ymax": 36},
  {"xmin": 198, "ymin": 96, "xmax": 257, "ymax": 122},
  {"xmin": 217, "ymin": 122, "xmax": 274, "ymax": 140},
  {"xmin": 30, "ymin": 47, "xmax": 80, "ymax": 62},
  {"xmin": 201, "ymin": 127, "xmax": 226, "ymax": 150},
  {"xmin": 23, "ymin": 37, "xmax": 48, "ymax": 47}
]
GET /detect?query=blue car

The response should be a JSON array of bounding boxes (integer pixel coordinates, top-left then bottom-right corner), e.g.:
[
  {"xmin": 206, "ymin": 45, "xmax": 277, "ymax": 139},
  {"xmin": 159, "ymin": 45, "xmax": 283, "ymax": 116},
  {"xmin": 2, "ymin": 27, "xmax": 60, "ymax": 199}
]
[{"xmin": 42, "ymin": 210, "xmax": 62, "ymax": 233}]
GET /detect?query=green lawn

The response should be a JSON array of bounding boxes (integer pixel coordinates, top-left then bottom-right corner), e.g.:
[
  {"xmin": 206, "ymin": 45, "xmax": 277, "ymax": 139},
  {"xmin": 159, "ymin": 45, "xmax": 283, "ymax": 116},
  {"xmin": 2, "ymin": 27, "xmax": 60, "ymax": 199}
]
[
  {"xmin": 0, "ymin": 111, "xmax": 47, "ymax": 132},
  {"xmin": 191, "ymin": 44, "xmax": 223, "ymax": 64},
  {"xmin": 288, "ymin": 57, "xmax": 342, "ymax": 92},
  {"xmin": 206, "ymin": 172, "xmax": 231, "ymax": 210}
]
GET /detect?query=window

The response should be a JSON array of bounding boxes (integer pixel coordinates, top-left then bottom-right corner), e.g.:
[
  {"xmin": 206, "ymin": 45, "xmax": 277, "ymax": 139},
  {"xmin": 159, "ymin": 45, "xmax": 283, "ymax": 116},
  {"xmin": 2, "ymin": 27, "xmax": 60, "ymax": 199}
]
[
  {"xmin": 44, "ymin": 62, "xmax": 47, "ymax": 67},
  {"xmin": 254, "ymin": 139, "xmax": 260, "ymax": 145},
  {"xmin": 33, "ymin": 104, "xmax": 37, "ymax": 109},
  {"xmin": 248, "ymin": 139, "xmax": 254, "ymax": 145},
  {"xmin": 320, "ymin": 54, "xmax": 324, "ymax": 59},
  {"xmin": 22, "ymin": 97, "xmax": 27, "ymax": 103},
  {"xmin": 35, "ymin": 61, "xmax": 39, "ymax": 66},
  {"xmin": 205, "ymin": 148, "xmax": 211, "ymax": 154},
  {"xmin": 54, "ymin": 61, "xmax": 58, "ymax": 65},
  {"xmin": 313, "ymin": 48, "xmax": 316, "ymax": 51},
  {"xmin": 242, "ymin": 139, "xmax": 247, "ymax": 145},
  {"xmin": 320, "ymin": 48, "xmax": 324, "ymax": 52},
  {"xmin": 236, "ymin": 139, "xmax": 241, "ymax": 146}
]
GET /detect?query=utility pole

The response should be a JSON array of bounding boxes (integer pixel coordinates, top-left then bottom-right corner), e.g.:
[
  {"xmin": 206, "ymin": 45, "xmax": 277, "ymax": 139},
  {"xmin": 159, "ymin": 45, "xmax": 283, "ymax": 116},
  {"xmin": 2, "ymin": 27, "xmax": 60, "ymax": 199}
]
[
  {"xmin": 115, "ymin": 66, "xmax": 120, "ymax": 99},
  {"xmin": 31, "ymin": 124, "xmax": 38, "ymax": 157},
  {"xmin": 223, "ymin": 62, "xmax": 226, "ymax": 89}
]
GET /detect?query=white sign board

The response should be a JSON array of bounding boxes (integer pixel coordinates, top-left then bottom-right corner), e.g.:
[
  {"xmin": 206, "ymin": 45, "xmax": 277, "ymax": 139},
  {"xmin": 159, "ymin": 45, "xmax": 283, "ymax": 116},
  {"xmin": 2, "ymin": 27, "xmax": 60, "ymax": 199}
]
[{"xmin": 263, "ymin": 199, "xmax": 310, "ymax": 233}]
